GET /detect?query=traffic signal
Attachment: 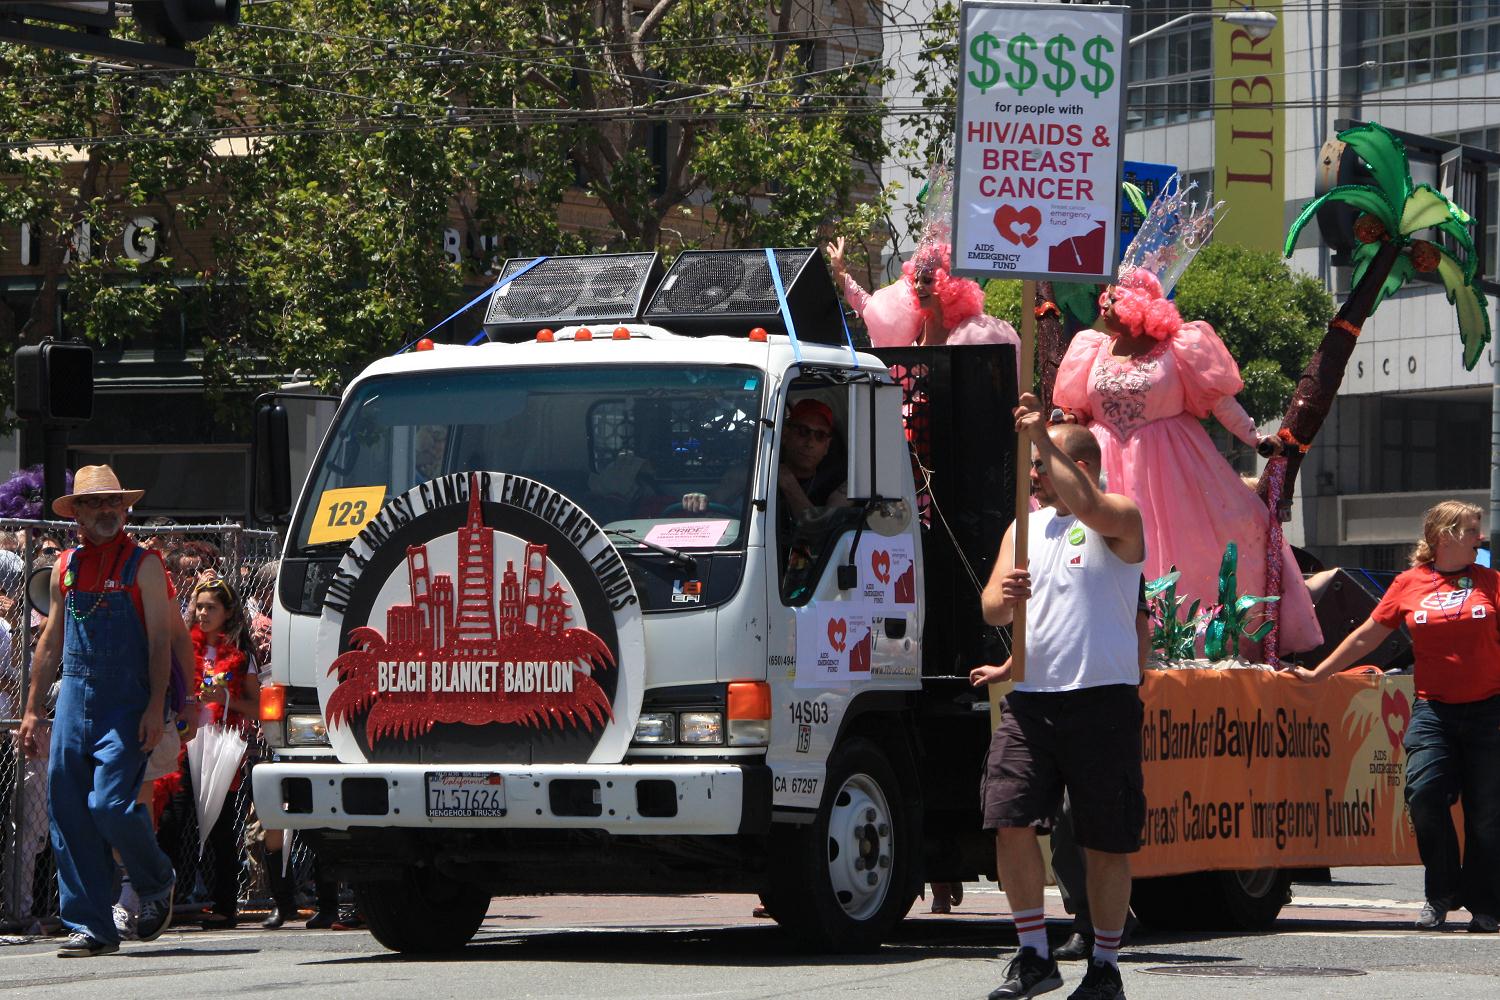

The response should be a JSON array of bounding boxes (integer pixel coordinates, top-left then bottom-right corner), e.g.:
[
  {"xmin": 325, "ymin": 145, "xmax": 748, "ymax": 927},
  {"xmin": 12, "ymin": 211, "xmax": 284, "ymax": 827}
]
[
  {"xmin": 133, "ymin": 0, "xmax": 240, "ymax": 46},
  {"xmin": 15, "ymin": 341, "xmax": 94, "ymax": 425}
]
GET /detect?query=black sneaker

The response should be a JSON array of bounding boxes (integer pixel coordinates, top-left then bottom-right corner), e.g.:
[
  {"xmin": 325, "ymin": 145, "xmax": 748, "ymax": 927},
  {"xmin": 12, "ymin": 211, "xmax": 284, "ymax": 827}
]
[
  {"xmin": 1415, "ymin": 901, "xmax": 1448, "ymax": 931},
  {"xmin": 1067, "ymin": 960, "xmax": 1124, "ymax": 1000},
  {"xmin": 988, "ymin": 946, "xmax": 1063, "ymax": 999},
  {"xmin": 136, "ymin": 882, "xmax": 175, "ymax": 943},
  {"xmin": 57, "ymin": 932, "xmax": 119, "ymax": 958},
  {"xmin": 1468, "ymin": 913, "xmax": 1499, "ymax": 933}
]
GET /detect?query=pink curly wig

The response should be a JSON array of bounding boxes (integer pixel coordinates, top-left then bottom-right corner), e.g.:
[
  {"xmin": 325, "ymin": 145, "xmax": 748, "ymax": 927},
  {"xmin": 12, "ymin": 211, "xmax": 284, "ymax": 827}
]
[
  {"xmin": 1100, "ymin": 268, "xmax": 1181, "ymax": 341},
  {"xmin": 903, "ymin": 244, "xmax": 984, "ymax": 331}
]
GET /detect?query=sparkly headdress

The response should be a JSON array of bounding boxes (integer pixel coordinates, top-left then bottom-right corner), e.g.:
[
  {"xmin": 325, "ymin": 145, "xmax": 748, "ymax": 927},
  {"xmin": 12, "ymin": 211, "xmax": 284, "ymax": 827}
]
[
  {"xmin": 1118, "ymin": 173, "xmax": 1223, "ymax": 297},
  {"xmin": 902, "ymin": 162, "xmax": 984, "ymax": 330}
]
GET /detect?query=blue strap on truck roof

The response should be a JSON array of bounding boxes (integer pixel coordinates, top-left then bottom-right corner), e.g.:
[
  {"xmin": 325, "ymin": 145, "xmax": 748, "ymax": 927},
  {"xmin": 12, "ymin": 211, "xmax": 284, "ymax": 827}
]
[
  {"xmin": 765, "ymin": 248, "xmax": 802, "ymax": 363},
  {"xmin": 395, "ymin": 256, "xmax": 550, "ymax": 353}
]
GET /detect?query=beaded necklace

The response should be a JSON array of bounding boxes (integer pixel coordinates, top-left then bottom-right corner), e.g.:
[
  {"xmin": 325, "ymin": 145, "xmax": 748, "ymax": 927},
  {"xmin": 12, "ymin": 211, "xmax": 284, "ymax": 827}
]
[
  {"xmin": 1428, "ymin": 563, "xmax": 1474, "ymax": 623},
  {"xmin": 63, "ymin": 545, "xmax": 129, "ymax": 623}
]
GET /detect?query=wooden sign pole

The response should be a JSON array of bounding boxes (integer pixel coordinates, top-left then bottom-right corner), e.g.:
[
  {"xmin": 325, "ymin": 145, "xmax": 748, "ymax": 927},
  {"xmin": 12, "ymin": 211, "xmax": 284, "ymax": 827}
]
[{"xmin": 1011, "ymin": 278, "xmax": 1038, "ymax": 682}]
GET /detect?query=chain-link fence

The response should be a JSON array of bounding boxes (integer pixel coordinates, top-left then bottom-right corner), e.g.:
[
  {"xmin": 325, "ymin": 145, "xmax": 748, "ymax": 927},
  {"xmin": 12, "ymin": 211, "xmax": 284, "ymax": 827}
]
[{"xmin": 0, "ymin": 519, "xmax": 302, "ymax": 934}]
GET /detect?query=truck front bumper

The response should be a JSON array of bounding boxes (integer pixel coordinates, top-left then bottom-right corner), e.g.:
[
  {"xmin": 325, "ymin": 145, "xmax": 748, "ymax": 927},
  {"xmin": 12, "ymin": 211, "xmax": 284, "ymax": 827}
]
[{"xmin": 251, "ymin": 761, "xmax": 767, "ymax": 835}]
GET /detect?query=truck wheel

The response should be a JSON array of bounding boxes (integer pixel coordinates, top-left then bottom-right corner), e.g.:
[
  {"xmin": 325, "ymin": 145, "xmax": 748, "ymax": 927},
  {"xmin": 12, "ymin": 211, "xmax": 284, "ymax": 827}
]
[
  {"xmin": 764, "ymin": 738, "xmax": 917, "ymax": 952},
  {"xmin": 1131, "ymin": 868, "xmax": 1291, "ymax": 931},
  {"xmin": 354, "ymin": 870, "xmax": 491, "ymax": 953},
  {"xmin": 1215, "ymin": 868, "xmax": 1293, "ymax": 930}
]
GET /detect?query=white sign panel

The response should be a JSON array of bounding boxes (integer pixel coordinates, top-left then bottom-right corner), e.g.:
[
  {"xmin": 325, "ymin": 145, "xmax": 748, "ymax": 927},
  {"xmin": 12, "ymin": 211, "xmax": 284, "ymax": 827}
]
[
  {"xmin": 953, "ymin": 2, "xmax": 1128, "ymax": 282},
  {"xmin": 854, "ymin": 533, "xmax": 917, "ymax": 608},
  {"xmin": 794, "ymin": 602, "xmax": 878, "ymax": 688}
]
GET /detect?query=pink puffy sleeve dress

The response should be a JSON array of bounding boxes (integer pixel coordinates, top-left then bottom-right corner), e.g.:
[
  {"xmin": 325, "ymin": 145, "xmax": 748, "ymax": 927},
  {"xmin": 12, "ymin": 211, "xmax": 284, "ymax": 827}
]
[{"xmin": 1054, "ymin": 322, "xmax": 1323, "ymax": 654}]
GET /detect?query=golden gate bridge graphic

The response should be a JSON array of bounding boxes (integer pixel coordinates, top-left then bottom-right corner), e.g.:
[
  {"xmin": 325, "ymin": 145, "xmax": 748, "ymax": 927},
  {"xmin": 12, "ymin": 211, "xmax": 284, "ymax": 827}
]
[{"xmin": 326, "ymin": 475, "xmax": 617, "ymax": 745}]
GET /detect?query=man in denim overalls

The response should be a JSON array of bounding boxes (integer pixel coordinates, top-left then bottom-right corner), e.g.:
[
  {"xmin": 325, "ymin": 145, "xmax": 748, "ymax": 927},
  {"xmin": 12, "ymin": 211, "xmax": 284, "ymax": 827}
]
[{"xmin": 18, "ymin": 465, "xmax": 176, "ymax": 957}]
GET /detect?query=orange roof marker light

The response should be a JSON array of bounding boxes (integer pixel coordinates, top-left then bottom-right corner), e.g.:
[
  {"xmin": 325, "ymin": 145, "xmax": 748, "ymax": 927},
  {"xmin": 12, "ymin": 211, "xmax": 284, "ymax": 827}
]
[
  {"xmin": 748, "ymin": 327, "xmax": 768, "ymax": 342},
  {"xmin": 415, "ymin": 338, "xmax": 436, "ymax": 351},
  {"xmin": 575, "ymin": 327, "xmax": 593, "ymax": 341},
  {"xmin": 536, "ymin": 328, "xmax": 555, "ymax": 342},
  {"xmin": 613, "ymin": 326, "xmax": 631, "ymax": 340}
]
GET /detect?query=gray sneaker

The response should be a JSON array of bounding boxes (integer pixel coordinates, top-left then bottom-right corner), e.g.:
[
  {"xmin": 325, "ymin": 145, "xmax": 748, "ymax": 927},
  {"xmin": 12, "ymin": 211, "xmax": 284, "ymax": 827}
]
[
  {"xmin": 989, "ymin": 947, "xmax": 1064, "ymax": 999},
  {"xmin": 135, "ymin": 881, "xmax": 175, "ymax": 943},
  {"xmin": 112, "ymin": 903, "xmax": 138, "ymax": 941},
  {"xmin": 57, "ymin": 932, "xmax": 119, "ymax": 958},
  {"xmin": 1415, "ymin": 901, "xmax": 1448, "ymax": 930}
]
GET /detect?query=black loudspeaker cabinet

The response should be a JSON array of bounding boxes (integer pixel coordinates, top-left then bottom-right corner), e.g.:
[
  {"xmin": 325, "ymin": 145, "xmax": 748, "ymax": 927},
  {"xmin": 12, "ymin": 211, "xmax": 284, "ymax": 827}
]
[
  {"xmin": 643, "ymin": 247, "xmax": 845, "ymax": 342},
  {"xmin": 1300, "ymin": 567, "xmax": 1412, "ymax": 670},
  {"xmin": 482, "ymin": 253, "xmax": 664, "ymax": 342},
  {"xmin": 871, "ymin": 345, "xmax": 1019, "ymax": 678}
]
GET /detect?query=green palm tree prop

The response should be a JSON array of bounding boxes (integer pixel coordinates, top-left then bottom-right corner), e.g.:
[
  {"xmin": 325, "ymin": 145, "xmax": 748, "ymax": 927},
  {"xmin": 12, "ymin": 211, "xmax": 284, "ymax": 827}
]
[{"xmin": 1266, "ymin": 121, "xmax": 1492, "ymax": 519}]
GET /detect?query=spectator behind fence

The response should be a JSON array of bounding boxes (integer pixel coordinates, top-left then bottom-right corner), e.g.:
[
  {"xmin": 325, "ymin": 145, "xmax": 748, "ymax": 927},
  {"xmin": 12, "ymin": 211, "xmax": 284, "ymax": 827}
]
[
  {"xmin": 17, "ymin": 465, "xmax": 176, "ymax": 957},
  {"xmin": 183, "ymin": 576, "xmax": 260, "ymax": 929}
]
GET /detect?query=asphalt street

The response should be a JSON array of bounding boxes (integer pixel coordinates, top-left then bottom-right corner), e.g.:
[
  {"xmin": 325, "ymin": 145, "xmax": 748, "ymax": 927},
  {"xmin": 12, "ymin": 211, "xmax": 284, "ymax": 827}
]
[{"xmin": 1, "ymin": 866, "xmax": 1496, "ymax": 999}]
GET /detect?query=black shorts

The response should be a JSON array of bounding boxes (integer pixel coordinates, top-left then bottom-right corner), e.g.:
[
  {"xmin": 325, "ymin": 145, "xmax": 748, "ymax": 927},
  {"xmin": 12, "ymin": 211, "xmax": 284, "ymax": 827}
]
[{"xmin": 981, "ymin": 684, "xmax": 1145, "ymax": 854}]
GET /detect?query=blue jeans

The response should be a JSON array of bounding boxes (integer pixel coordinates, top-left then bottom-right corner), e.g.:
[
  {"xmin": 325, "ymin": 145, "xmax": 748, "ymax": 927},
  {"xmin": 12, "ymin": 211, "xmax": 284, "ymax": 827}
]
[{"xmin": 1403, "ymin": 694, "xmax": 1500, "ymax": 914}]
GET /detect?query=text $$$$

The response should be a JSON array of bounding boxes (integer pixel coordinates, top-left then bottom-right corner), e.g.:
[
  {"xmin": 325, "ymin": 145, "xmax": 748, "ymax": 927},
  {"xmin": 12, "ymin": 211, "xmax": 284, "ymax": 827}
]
[{"xmin": 968, "ymin": 32, "xmax": 1115, "ymax": 98}]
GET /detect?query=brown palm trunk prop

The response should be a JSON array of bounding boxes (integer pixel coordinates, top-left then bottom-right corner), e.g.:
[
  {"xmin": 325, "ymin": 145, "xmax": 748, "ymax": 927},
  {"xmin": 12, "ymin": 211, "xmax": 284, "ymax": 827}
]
[{"xmin": 1259, "ymin": 241, "xmax": 1402, "ymax": 519}]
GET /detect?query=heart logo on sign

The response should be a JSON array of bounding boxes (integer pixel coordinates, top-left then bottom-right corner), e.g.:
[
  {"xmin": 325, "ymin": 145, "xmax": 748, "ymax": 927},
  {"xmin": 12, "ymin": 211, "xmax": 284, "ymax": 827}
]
[
  {"xmin": 1381, "ymin": 688, "xmax": 1411, "ymax": 754},
  {"xmin": 994, "ymin": 204, "xmax": 1042, "ymax": 248},
  {"xmin": 871, "ymin": 550, "xmax": 891, "ymax": 584},
  {"xmin": 827, "ymin": 618, "xmax": 848, "ymax": 653}
]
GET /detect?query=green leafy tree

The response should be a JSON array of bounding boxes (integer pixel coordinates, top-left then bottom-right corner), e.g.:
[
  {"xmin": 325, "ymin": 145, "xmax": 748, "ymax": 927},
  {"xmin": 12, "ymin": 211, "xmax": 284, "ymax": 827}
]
[{"xmin": 0, "ymin": 1, "xmax": 896, "ymax": 425}]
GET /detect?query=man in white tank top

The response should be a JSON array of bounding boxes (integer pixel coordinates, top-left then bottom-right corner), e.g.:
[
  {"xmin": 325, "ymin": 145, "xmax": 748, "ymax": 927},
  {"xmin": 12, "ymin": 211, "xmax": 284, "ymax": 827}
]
[{"xmin": 973, "ymin": 393, "xmax": 1146, "ymax": 1000}]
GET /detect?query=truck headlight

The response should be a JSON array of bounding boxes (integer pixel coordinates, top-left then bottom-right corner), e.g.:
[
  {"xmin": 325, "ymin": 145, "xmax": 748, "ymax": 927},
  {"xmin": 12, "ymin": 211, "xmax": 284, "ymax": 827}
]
[
  {"xmin": 286, "ymin": 714, "xmax": 330, "ymax": 746},
  {"xmin": 632, "ymin": 712, "xmax": 677, "ymax": 745},
  {"xmin": 678, "ymin": 712, "xmax": 724, "ymax": 745}
]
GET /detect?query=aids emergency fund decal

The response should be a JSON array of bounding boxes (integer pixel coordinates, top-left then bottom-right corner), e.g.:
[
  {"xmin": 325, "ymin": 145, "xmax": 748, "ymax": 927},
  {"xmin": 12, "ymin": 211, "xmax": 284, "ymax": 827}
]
[
  {"xmin": 314, "ymin": 471, "xmax": 645, "ymax": 765},
  {"xmin": 795, "ymin": 603, "xmax": 876, "ymax": 688},
  {"xmin": 952, "ymin": 1, "xmax": 1127, "ymax": 281},
  {"xmin": 854, "ymin": 534, "xmax": 917, "ymax": 607}
]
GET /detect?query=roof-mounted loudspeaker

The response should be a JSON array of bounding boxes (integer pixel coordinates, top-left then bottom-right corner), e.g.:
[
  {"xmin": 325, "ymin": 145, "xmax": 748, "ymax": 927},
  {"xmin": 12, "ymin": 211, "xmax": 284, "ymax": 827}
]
[
  {"xmin": 481, "ymin": 252, "xmax": 664, "ymax": 342},
  {"xmin": 643, "ymin": 248, "xmax": 844, "ymax": 342}
]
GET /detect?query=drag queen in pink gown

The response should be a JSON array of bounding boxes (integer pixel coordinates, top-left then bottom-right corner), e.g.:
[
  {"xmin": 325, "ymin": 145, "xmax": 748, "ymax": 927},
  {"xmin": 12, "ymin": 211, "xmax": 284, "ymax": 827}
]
[{"xmin": 1053, "ymin": 194, "xmax": 1322, "ymax": 655}]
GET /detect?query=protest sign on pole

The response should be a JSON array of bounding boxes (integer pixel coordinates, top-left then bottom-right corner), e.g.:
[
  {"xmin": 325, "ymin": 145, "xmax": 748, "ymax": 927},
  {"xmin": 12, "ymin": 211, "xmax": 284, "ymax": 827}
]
[
  {"xmin": 952, "ymin": 2, "xmax": 1129, "ymax": 283},
  {"xmin": 954, "ymin": 2, "xmax": 1127, "ymax": 685}
]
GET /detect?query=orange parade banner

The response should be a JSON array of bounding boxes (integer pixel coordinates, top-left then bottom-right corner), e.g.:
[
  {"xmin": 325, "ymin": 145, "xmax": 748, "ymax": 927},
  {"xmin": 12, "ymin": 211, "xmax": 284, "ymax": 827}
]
[{"xmin": 1133, "ymin": 668, "xmax": 1419, "ymax": 877}]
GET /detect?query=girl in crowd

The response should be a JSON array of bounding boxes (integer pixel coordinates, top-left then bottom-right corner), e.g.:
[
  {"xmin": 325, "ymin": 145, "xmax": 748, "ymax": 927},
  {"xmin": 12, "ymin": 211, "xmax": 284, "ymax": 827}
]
[{"xmin": 186, "ymin": 576, "xmax": 260, "ymax": 928}]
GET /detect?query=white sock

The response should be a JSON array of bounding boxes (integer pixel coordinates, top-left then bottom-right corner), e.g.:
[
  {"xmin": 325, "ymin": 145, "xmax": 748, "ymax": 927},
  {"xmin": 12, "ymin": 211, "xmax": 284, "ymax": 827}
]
[
  {"xmin": 1012, "ymin": 906, "xmax": 1049, "ymax": 958},
  {"xmin": 1093, "ymin": 925, "xmax": 1123, "ymax": 967},
  {"xmin": 119, "ymin": 879, "xmax": 140, "ymax": 916}
]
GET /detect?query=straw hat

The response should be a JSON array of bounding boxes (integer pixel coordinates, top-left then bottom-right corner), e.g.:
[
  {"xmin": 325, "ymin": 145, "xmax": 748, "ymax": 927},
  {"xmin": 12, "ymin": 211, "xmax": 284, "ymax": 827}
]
[{"xmin": 52, "ymin": 464, "xmax": 145, "ymax": 518}]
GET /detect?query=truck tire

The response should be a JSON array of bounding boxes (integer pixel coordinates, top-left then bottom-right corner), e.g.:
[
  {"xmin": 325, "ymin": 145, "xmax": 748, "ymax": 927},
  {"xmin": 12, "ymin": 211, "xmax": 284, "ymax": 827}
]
[
  {"xmin": 354, "ymin": 870, "xmax": 491, "ymax": 953},
  {"xmin": 1131, "ymin": 868, "xmax": 1291, "ymax": 931},
  {"xmin": 763, "ymin": 738, "xmax": 918, "ymax": 952}
]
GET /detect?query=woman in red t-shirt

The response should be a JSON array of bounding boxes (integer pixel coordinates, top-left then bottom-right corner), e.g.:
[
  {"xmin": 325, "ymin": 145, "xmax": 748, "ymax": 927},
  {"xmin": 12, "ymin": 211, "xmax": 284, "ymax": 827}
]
[{"xmin": 1297, "ymin": 501, "xmax": 1500, "ymax": 933}]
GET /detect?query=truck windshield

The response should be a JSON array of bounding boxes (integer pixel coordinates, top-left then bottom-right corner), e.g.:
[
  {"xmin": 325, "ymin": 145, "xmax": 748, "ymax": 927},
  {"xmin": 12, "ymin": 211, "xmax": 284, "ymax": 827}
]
[{"xmin": 293, "ymin": 364, "xmax": 764, "ymax": 555}]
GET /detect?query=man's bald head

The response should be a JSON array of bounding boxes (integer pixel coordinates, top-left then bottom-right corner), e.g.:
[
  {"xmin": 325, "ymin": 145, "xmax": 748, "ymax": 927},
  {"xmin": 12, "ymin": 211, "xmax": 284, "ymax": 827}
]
[{"xmin": 1047, "ymin": 423, "xmax": 1101, "ymax": 470}]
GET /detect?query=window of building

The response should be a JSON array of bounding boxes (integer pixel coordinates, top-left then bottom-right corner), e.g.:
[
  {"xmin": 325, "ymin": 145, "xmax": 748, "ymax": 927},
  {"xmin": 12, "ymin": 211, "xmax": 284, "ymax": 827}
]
[
  {"xmin": 1441, "ymin": 127, "xmax": 1500, "ymax": 289},
  {"xmin": 1358, "ymin": 1, "xmax": 1500, "ymax": 93},
  {"xmin": 1371, "ymin": 396, "xmax": 1488, "ymax": 494},
  {"xmin": 1126, "ymin": 0, "xmax": 1214, "ymax": 130}
]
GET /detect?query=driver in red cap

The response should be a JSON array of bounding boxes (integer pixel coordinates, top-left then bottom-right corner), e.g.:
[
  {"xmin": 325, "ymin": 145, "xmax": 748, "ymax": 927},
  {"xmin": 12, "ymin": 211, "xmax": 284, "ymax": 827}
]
[
  {"xmin": 776, "ymin": 398, "xmax": 847, "ymax": 519},
  {"xmin": 683, "ymin": 397, "xmax": 848, "ymax": 520}
]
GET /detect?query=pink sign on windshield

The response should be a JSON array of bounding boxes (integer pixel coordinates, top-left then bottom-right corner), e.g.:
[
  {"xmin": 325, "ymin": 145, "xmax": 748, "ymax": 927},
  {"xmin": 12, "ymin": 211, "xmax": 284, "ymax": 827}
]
[{"xmin": 643, "ymin": 519, "xmax": 732, "ymax": 548}]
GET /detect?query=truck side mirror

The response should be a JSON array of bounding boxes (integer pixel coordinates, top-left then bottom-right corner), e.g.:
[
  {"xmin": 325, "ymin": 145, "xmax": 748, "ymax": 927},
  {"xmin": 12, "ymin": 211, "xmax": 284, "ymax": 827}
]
[{"xmin": 253, "ymin": 395, "xmax": 292, "ymax": 522}]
